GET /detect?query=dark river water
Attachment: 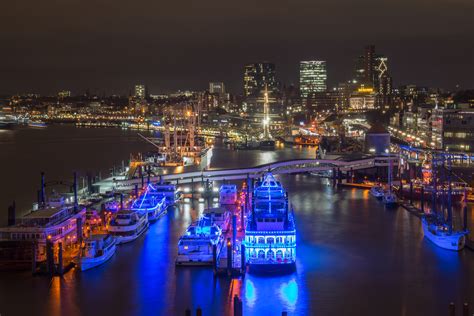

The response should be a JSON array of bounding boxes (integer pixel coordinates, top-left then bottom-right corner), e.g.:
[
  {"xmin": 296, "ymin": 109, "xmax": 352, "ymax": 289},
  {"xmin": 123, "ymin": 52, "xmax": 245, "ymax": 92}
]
[{"xmin": 0, "ymin": 125, "xmax": 473, "ymax": 316}]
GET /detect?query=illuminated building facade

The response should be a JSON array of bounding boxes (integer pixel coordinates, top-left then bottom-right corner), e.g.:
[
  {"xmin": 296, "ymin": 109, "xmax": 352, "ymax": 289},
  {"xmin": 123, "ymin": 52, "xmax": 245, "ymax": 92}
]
[
  {"xmin": 243, "ymin": 62, "xmax": 277, "ymax": 97},
  {"xmin": 431, "ymin": 108, "xmax": 474, "ymax": 152},
  {"xmin": 134, "ymin": 85, "xmax": 146, "ymax": 99},
  {"xmin": 349, "ymin": 86, "xmax": 376, "ymax": 110},
  {"xmin": 299, "ymin": 60, "xmax": 327, "ymax": 99},
  {"xmin": 209, "ymin": 82, "xmax": 225, "ymax": 94},
  {"xmin": 354, "ymin": 46, "xmax": 392, "ymax": 97}
]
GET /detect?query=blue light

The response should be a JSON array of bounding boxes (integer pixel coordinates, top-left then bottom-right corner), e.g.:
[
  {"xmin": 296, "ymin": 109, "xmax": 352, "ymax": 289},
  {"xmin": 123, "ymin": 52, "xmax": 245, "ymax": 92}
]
[
  {"xmin": 151, "ymin": 121, "xmax": 161, "ymax": 127},
  {"xmin": 279, "ymin": 279, "xmax": 298, "ymax": 308},
  {"xmin": 244, "ymin": 279, "xmax": 257, "ymax": 307}
]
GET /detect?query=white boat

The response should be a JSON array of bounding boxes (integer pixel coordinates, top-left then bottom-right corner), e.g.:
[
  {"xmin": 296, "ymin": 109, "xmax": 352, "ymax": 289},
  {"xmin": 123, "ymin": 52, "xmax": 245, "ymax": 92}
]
[
  {"xmin": 422, "ymin": 216, "xmax": 467, "ymax": 251},
  {"xmin": 131, "ymin": 185, "xmax": 167, "ymax": 223},
  {"xmin": 0, "ymin": 198, "xmax": 85, "ymax": 267},
  {"xmin": 107, "ymin": 210, "xmax": 149, "ymax": 244},
  {"xmin": 176, "ymin": 216, "xmax": 223, "ymax": 266},
  {"xmin": 204, "ymin": 207, "xmax": 231, "ymax": 232},
  {"xmin": 77, "ymin": 234, "xmax": 116, "ymax": 271},
  {"xmin": 370, "ymin": 185, "xmax": 384, "ymax": 199},
  {"xmin": 219, "ymin": 184, "xmax": 237, "ymax": 205}
]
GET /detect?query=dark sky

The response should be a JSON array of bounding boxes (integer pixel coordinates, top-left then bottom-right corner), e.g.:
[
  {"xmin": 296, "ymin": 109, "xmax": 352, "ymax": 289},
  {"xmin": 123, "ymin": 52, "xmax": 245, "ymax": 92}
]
[{"xmin": 1, "ymin": 0, "xmax": 473, "ymax": 95}]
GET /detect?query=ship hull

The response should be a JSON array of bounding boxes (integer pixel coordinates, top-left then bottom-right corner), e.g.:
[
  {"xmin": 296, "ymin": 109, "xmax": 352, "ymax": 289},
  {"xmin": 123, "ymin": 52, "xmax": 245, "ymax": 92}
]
[
  {"xmin": 247, "ymin": 262, "xmax": 296, "ymax": 274},
  {"xmin": 78, "ymin": 244, "xmax": 116, "ymax": 271},
  {"xmin": 422, "ymin": 220, "xmax": 466, "ymax": 251}
]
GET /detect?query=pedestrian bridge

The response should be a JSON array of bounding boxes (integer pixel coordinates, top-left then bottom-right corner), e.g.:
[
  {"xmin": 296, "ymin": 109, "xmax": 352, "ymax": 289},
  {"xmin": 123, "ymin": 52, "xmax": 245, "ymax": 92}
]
[{"xmin": 96, "ymin": 155, "xmax": 399, "ymax": 192}]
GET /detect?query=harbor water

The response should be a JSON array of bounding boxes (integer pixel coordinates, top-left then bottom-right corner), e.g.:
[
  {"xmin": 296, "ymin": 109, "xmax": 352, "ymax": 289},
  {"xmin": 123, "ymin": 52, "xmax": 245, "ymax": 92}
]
[{"xmin": 0, "ymin": 125, "xmax": 473, "ymax": 315}]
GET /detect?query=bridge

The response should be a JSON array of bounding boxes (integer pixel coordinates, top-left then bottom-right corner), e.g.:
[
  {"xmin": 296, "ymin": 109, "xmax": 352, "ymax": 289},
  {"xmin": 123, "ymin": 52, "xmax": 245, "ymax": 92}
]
[{"xmin": 95, "ymin": 155, "xmax": 399, "ymax": 192}]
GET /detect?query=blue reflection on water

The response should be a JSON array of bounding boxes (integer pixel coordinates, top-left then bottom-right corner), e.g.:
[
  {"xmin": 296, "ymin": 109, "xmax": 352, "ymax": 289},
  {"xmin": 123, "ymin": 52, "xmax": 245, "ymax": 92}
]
[
  {"xmin": 244, "ymin": 279, "xmax": 257, "ymax": 307},
  {"xmin": 279, "ymin": 279, "xmax": 298, "ymax": 308}
]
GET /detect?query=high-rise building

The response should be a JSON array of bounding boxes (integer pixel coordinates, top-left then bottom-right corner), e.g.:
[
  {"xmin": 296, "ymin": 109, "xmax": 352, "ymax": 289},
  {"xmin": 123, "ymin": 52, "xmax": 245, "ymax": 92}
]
[
  {"xmin": 354, "ymin": 46, "xmax": 392, "ymax": 96},
  {"xmin": 299, "ymin": 61, "xmax": 327, "ymax": 98},
  {"xmin": 134, "ymin": 84, "xmax": 146, "ymax": 99},
  {"xmin": 243, "ymin": 62, "xmax": 277, "ymax": 97},
  {"xmin": 209, "ymin": 82, "xmax": 225, "ymax": 94}
]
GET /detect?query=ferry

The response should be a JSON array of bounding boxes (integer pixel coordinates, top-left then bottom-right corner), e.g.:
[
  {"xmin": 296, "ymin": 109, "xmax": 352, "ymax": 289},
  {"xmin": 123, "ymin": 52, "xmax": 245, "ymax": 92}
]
[
  {"xmin": 0, "ymin": 198, "xmax": 85, "ymax": 268},
  {"xmin": 370, "ymin": 185, "xmax": 384, "ymax": 199},
  {"xmin": 204, "ymin": 207, "xmax": 231, "ymax": 232},
  {"xmin": 219, "ymin": 184, "xmax": 238, "ymax": 205},
  {"xmin": 76, "ymin": 234, "xmax": 116, "ymax": 271},
  {"xmin": 422, "ymin": 215, "xmax": 467, "ymax": 251},
  {"xmin": 176, "ymin": 216, "xmax": 223, "ymax": 266},
  {"xmin": 107, "ymin": 210, "xmax": 149, "ymax": 244},
  {"xmin": 131, "ymin": 185, "xmax": 168, "ymax": 223},
  {"xmin": 244, "ymin": 173, "xmax": 296, "ymax": 274}
]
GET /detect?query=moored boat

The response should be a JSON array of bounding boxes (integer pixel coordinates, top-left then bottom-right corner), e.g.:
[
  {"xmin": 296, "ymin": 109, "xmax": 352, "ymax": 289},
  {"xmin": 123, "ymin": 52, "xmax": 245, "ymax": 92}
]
[
  {"xmin": 244, "ymin": 173, "xmax": 296, "ymax": 274},
  {"xmin": 203, "ymin": 207, "xmax": 231, "ymax": 232},
  {"xmin": 107, "ymin": 210, "xmax": 149, "ymax": 244},
  {"xmin": 422, "ymin": 215, "xmax": 467, "ymax": 251},
  {"xmin": 131, "ymin": 185, "xmax": 167, "ymax": 223},
  {"xmin": 370, "ymin": 185, "xmax": 384, "ymax": 199},
  {"xmin": 219, "ymin": 184, "xmax": 238, "ymax": 205},
  {"xmin": 175, "ymin": 216, "xmax": 223, "ymax": 266},
  {"xmin": 77, "ymin": 234, "xmax": 116, "ymax": 271},
  {"xmin": 28, "ymin": 120, "xmax": 47, "ymax": 128}
]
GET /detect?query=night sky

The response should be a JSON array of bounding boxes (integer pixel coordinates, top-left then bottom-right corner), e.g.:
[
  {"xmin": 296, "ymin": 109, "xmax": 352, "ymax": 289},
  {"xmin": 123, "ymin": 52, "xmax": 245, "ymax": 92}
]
[{"xmin": 1, "ymin": 0, "xmax": 472, "ymax": 95}]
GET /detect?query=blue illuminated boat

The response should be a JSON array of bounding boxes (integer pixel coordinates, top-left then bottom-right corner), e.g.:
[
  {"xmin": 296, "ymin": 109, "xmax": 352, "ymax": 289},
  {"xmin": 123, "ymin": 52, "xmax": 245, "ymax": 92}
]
[
  {"xmin": 131, "ymin": 184, "xmax": 167, "ymax": 223},
  {"xmin": 107, "ymin": 210, "xmax": 149, "ymax": 244},
  {"xmin": 244, "ymin": 173, "xmax": 296, "ymax": 274}
]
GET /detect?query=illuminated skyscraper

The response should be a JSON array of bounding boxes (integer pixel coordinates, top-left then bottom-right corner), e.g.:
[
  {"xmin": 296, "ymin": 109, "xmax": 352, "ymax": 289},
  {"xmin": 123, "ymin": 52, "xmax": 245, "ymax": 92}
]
[
  {"xmin": 134, "ymin": 84, "xmax": 146, "ymax": 99},
  {"xmin": 209, "ymin": 82, "xmax": 225, "ymax": 94},
  {"xmin": 299, "ymin": 60, "xmax": 327, "ymax": 98},
  {"xmin": 354, "ymin": 46, "xmax": 392, "ymax": 96},
  {"xmin": 243, "ymin": 62, "xmax": 276, "ymax": 97}
]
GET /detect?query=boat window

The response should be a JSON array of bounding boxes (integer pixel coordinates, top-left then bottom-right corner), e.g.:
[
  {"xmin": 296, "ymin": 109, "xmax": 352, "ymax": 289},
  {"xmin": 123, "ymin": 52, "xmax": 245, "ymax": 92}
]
[
  {"xmin": 267, "ymin": 250, "xmax": 275, "ymax": 259},
  {"xmin": 276, "ymin": 250, "xmax": 283, "ymax": 259},
  {"xmin": 258, "ymin": 250, "xmax": 265, "ymax": 259},
  {"xmin": 267, "ymin": 237, "xmax": 274, "ymax": 244},
  {"xmin": 258, "ymin": 237, "xmax": 265, "ymax": 244}
]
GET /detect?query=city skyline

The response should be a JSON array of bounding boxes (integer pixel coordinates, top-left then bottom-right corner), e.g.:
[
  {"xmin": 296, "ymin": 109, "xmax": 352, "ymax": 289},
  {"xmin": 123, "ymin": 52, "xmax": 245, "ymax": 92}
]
[{"xmin": 0, "ymin": 0, "xmax": 472, "ymax": 95}]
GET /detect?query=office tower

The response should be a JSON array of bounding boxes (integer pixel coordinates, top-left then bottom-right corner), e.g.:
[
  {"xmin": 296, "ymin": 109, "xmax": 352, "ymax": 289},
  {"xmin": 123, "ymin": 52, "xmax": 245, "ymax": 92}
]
[
  {"xmin": 134, "ymin": 84, "xmax": 146, "ymax": 99},
  {"xmin": 209, "ymin": 82, "xmax": 225, "ymax": 94},
  {"xmin": 243, "ymin": 62, "xmax": 277, "ymax": 97},
  {"xmin": 354, "ymin": 46, "xmax": 392, "ymax": 96},
  {"xmin": 299, "ymin": 60, "xmax": 327, "ymax": 98}
]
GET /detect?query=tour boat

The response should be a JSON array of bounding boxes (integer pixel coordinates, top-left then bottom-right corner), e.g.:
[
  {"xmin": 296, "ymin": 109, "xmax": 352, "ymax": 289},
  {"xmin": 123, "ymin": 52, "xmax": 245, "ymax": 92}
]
[
  {"xmin": 77, "ymin": 234, "xmax": 116, "ymax": 271},
  {"xmin": 422, "ymin": 215, "xmax": 467, "ymax": 251},
  {"xmin": 85, "ymin": 209, "xmax": 102, "ymax": 230},
  {"xmin": 107, "ymin": 210, "xmax": 149, "ymax": 244},
  {"xmin": 0, "ymin": 197, "xmax": 85, "ymax": 268},
  {"xmin": 370, "ymin": 185, "xmax": 384, "ymax": 199},
  {"xmin": 204, "ymin": 207, "xmax": 231, "ymax": 232},
  {"xmin": 175, "ymin": 216, "xmax": 223, "ymax": 266},
  {"xmin": 244, "ymin": 173, "xmax": 296, "ymax": 274},
  {"xmin": 131, "ymin": 185, "xmax": 167, "ymax": 223},
  {"xmin": 219, "ymin": 184, "xmax": 238, "ymax": 205}
]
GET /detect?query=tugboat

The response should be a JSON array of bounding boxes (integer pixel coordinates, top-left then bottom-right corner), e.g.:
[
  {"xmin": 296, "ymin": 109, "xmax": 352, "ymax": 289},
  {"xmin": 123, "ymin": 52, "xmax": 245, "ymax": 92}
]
[
  {"xmin": 131, "ymin": 184, "xmax": 167, "ymax": 223},
  {"xmin": 219, "ymin": 184, "xmax": 238, "ymax": 205},
  {"xmin": 244, "ymin": 173, "xmax": 296, "ymax": 274},
  {"xmin": 175, "ymin": 216, "xmax": 223, "ymax": 266},
  {"xmin": 107, "ymin": 210, "xmax": 149, "ymax": 244},
  {"xmin": 77, "ymin": 234, "xmax": 116, "ymax": 271}
]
